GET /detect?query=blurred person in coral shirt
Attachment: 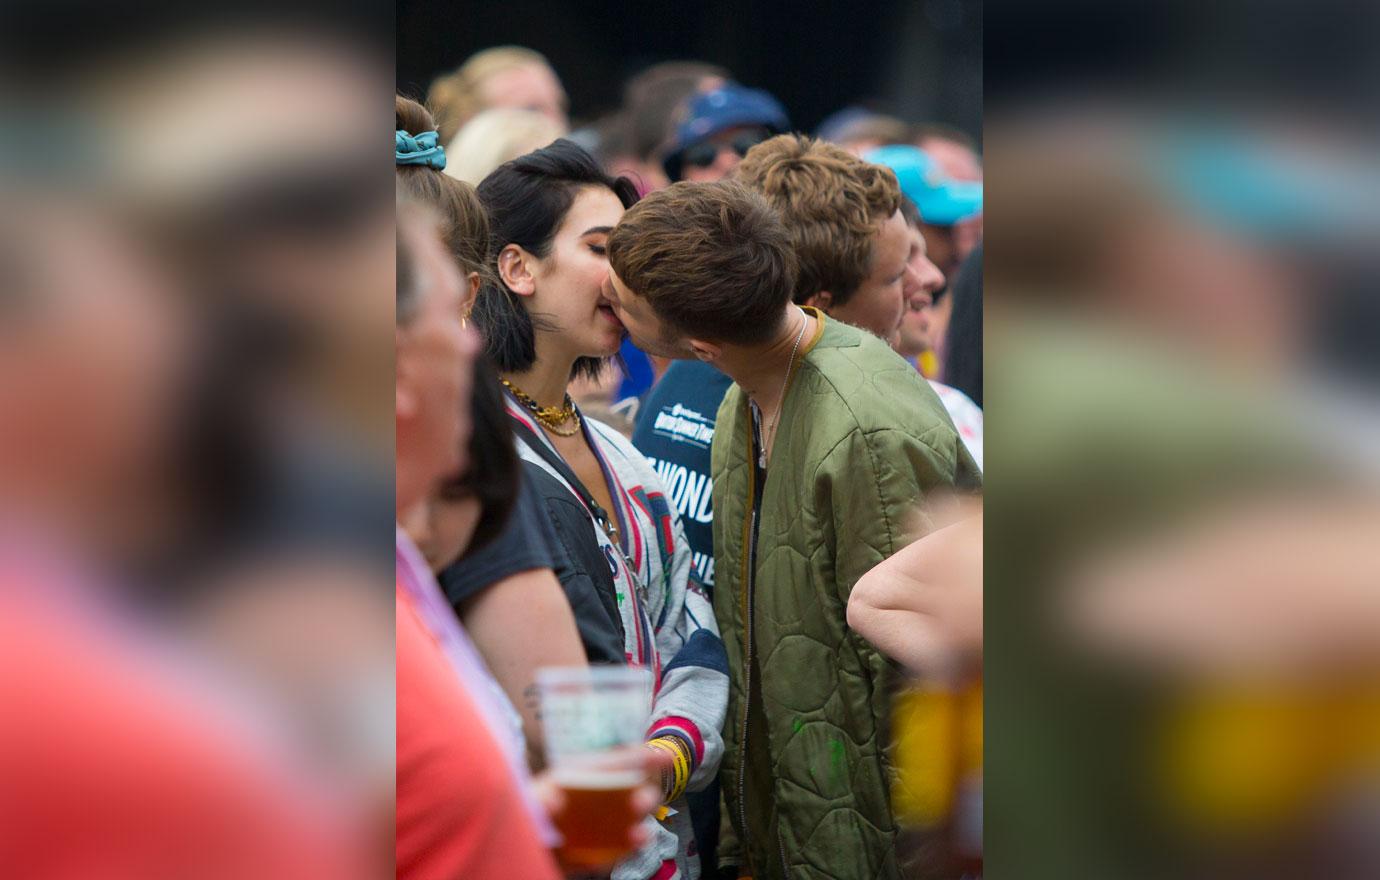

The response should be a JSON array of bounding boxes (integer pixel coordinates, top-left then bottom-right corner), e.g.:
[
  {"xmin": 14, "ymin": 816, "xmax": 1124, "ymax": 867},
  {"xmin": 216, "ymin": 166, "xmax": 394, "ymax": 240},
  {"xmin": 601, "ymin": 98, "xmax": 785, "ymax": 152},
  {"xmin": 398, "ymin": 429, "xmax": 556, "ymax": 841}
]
[{"xmin": 0, "ymin": 189, "xmax": 362, "ymax": 878}]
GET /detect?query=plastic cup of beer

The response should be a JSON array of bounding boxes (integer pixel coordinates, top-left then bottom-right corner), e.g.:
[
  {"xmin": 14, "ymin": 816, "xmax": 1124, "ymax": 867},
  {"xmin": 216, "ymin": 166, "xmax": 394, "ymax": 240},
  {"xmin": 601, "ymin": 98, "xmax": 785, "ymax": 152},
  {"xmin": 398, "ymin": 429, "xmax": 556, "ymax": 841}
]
[{"xmin": 536, "ymin": 665, "xmax": 653, "ymax": 871}]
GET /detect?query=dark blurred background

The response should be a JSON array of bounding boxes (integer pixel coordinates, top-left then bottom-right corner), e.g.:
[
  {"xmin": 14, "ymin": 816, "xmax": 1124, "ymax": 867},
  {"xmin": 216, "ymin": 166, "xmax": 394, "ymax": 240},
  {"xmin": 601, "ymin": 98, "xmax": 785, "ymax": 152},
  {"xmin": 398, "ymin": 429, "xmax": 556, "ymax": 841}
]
[{"xmin": 396, "ymin": 0, "xmax": 982, "ymax": 140}]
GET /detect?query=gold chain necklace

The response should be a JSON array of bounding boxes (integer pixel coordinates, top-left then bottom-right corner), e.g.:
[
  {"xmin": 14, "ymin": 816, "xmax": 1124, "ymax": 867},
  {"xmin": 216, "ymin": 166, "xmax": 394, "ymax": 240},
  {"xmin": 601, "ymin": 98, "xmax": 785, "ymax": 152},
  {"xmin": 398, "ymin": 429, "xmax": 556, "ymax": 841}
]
[
  {"xmin": 760, "ymin": 306, "xmax": 808, "ymax": 469},
  {"xmin": 501, "ymin": 378, "xmax": 581, "ymax": 437}
]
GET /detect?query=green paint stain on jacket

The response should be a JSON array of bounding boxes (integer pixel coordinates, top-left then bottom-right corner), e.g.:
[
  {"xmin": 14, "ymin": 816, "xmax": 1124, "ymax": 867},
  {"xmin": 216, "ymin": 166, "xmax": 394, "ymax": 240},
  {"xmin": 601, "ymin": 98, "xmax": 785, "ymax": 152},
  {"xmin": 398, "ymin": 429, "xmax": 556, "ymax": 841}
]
[{"xmin": 830, "ymin": 739, "xmax": 846, "ymax": 782}]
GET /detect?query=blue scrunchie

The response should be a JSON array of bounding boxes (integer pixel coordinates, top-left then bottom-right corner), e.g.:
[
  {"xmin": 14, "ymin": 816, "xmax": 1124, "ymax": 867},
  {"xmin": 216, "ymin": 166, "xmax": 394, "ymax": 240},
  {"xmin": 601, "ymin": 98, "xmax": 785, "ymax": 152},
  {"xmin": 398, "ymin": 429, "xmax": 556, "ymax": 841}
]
[{"xmin": 396, "ymin": 129, "xmax": 446, "ymax": 170}]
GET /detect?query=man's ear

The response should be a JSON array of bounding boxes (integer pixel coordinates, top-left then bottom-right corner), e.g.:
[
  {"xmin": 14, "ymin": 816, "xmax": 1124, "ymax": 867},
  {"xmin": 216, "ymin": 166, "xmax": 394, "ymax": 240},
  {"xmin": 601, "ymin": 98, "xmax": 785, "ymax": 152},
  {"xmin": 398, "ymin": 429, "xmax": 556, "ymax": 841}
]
[
  {"xmin": 497, "ymin": 244, "xmax": 537, "ymax": 296},
  {"xmin": 689, "ymin": 338, "xmax": 723, "ymax": 363},
  {"xmin": 805, "ymin": 290, "xmax": 833, "ymax": 311}
]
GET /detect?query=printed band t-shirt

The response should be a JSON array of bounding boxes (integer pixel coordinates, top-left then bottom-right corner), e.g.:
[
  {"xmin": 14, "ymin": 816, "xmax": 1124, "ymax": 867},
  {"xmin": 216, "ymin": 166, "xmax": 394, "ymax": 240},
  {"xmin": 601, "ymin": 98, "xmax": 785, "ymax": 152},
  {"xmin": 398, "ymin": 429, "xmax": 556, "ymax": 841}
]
[{"xmin": 631, "ymin": 360, "xmax": 733, "ymax": 596}]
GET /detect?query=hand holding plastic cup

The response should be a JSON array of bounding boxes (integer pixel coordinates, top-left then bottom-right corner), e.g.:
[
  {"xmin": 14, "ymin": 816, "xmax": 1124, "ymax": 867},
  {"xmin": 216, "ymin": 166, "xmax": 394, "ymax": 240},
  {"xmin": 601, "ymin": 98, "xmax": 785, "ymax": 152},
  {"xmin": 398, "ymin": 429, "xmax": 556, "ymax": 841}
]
[{"xmin": 536, "ymin": 665, "xmax": 655, "ymax": 871}]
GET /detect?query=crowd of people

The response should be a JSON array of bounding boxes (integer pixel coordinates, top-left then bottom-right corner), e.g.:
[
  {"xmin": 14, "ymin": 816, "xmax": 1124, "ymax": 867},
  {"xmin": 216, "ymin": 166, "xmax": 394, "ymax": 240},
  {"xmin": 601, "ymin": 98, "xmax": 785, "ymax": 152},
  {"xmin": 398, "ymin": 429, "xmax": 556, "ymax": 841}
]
[
  {"xmin": 396, "ymin": 44, "xmax": 984, "ymax": 880},
  {"xmin": 9, "ymin": 6, "xmax": 1379, "ymax": 878}
]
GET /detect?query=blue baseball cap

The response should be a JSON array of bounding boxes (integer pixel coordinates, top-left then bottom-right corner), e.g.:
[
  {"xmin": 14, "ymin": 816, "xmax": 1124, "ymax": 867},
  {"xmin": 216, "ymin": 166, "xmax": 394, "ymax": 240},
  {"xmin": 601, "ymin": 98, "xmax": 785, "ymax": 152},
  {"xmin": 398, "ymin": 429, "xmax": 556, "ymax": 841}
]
[
  {"xmin": 865, "ymin": 144, "xmax": 983, "ymax": 226},
  {"xmin": 662, "ymin": 83, "xmax": 790, "ymax": 181}
]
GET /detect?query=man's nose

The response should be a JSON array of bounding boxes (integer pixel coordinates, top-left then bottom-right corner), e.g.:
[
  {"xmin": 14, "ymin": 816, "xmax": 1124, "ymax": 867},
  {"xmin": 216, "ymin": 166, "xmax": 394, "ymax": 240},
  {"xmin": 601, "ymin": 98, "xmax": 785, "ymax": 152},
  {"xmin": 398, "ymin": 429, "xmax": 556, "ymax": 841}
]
[
  {"xmin": 901, "ymin": 263, "xmax": 920, "ymax": 298},
  {"xmin": 905, "ymin": 269, "xmax": 934, "ymax": 311},
  {"xmin": 922, "ymin": 259, "xmax": 947, "ymax": 295}
]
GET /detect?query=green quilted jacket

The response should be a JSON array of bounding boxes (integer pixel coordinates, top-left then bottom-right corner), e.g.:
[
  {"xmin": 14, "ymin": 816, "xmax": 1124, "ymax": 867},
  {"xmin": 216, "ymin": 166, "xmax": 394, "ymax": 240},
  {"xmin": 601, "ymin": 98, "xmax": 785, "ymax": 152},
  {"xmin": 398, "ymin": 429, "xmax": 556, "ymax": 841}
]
[{"xmin": 711, "ymin": 313, "xmax": 981, "ymax": 880}]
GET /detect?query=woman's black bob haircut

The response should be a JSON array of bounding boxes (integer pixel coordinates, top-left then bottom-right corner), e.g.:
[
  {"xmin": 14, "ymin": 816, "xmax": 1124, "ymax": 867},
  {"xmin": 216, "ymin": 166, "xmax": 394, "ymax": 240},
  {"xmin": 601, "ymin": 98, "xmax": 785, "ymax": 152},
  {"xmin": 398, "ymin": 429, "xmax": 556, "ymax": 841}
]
[{"xmin": 474, "ymin": 138, "xmax": 640, "ymax": 380}]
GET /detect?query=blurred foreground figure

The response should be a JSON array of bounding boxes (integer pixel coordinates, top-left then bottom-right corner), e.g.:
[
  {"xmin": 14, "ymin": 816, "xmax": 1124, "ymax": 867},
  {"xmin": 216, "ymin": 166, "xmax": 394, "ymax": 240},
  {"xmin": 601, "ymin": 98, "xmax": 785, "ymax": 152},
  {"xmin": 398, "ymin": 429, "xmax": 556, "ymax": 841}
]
[
  {"xmin": 986, "ymin": 108, "xmax": 1380, "ymax": 879},
  {"xmin": 0, "ymin": 13, "xmax": 393, "ymax": 878},
  {"xmin": 0, "ymin": 158, "xmax": 360, "ymax": 880}
]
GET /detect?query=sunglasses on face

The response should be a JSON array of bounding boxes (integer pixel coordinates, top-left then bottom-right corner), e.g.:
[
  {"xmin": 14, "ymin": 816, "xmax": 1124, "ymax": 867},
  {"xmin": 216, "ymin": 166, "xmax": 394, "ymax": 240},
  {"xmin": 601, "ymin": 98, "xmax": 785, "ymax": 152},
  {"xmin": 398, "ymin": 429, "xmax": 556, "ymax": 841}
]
[{"xmin": 682, "ymin": 130, "xmax": 770, "ymax": 169}]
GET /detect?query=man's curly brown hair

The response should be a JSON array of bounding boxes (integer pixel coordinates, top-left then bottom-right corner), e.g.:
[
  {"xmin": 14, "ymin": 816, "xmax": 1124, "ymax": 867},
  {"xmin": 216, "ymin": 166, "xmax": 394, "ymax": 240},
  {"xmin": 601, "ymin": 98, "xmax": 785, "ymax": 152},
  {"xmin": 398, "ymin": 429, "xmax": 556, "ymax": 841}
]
[{"xmin": 733, "ymin": 133, "xmax": 901, "ymax": 307}]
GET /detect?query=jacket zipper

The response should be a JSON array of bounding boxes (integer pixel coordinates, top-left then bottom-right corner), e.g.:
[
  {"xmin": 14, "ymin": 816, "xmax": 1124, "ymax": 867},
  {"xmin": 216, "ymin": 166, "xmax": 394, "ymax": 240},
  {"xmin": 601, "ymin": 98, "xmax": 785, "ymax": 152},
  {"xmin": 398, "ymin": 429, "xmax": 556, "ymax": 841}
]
[
  {"xmin": 749, "ymin": 524, "xmax": 792, "ymax": 880},
  {"xmin": 739, "ymin": 504, "xmax": 757, "ymax": 861},
  {"xmin": 741, "ymin": 344, "xmax": 814, "ymax": 880},
  {"xmin": 738, "ymin": 404, "xmax": 763, "ymax": 868}
]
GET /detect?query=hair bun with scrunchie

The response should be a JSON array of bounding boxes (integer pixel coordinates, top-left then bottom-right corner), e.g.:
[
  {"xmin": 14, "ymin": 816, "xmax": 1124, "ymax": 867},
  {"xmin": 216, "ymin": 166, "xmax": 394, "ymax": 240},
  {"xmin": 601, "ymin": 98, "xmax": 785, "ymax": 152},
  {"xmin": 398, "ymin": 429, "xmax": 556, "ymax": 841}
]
[{"xmin": 395, "ymin": 129, "xmax": 446, "ymax": 170}]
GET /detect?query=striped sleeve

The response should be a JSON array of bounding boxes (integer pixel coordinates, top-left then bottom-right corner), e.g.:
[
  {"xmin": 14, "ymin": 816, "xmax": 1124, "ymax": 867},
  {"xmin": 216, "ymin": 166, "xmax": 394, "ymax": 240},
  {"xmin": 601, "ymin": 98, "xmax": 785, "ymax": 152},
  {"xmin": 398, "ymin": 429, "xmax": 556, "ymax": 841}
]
[{"xmin": 645, "ymin": 529, "xmax": 728, "ymax": 793}]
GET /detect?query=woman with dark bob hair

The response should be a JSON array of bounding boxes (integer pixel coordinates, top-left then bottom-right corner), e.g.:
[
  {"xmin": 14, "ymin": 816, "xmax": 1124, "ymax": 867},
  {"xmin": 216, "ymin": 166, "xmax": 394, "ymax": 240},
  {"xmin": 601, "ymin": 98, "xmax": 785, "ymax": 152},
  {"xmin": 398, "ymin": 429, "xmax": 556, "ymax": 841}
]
[{"xmin": 476, "ymin": 139, "xmax": 728, "ymax": 880}]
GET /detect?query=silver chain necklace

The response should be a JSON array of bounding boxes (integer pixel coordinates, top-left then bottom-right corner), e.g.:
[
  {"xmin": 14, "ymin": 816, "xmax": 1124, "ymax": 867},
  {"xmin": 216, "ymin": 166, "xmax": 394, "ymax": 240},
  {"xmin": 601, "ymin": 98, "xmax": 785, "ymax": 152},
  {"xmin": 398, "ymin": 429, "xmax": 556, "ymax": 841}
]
[{"xmin": 759, "ymin": 306, "xmax": 809, "ymax": 469}]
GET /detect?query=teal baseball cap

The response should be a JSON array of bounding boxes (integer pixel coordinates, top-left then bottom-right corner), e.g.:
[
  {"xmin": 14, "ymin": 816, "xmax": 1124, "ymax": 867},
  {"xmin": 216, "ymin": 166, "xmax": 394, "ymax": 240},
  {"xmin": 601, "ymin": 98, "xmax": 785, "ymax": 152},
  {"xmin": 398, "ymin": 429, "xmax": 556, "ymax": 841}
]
[{"xmin": 865, "ymin": 144, "xmax": 982, "ymax": 226}]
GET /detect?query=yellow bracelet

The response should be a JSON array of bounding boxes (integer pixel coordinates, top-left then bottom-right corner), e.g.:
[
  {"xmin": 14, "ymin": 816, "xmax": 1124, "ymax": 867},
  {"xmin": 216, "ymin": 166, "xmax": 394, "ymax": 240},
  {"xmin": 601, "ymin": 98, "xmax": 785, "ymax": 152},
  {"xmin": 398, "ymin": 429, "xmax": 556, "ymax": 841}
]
[
  {"xmin": 647, "ymin": 738, "xmax": 683, "ymax": 779},
  {"xmin": 648, "ymin": 736, "xmax": 692, "ymax": 803},
  {"xmin": 651, "ymin": 739, "xmax": 684, "ymax": 805}
]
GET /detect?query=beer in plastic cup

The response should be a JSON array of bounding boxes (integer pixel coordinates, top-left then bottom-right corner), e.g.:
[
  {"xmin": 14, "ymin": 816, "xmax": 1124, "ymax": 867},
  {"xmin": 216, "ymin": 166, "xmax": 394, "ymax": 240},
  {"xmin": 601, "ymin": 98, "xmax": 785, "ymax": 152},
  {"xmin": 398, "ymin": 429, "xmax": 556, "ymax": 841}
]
[{"xmin": 536, "ymin": 665, "xmax": 652, "ymax": 870}]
